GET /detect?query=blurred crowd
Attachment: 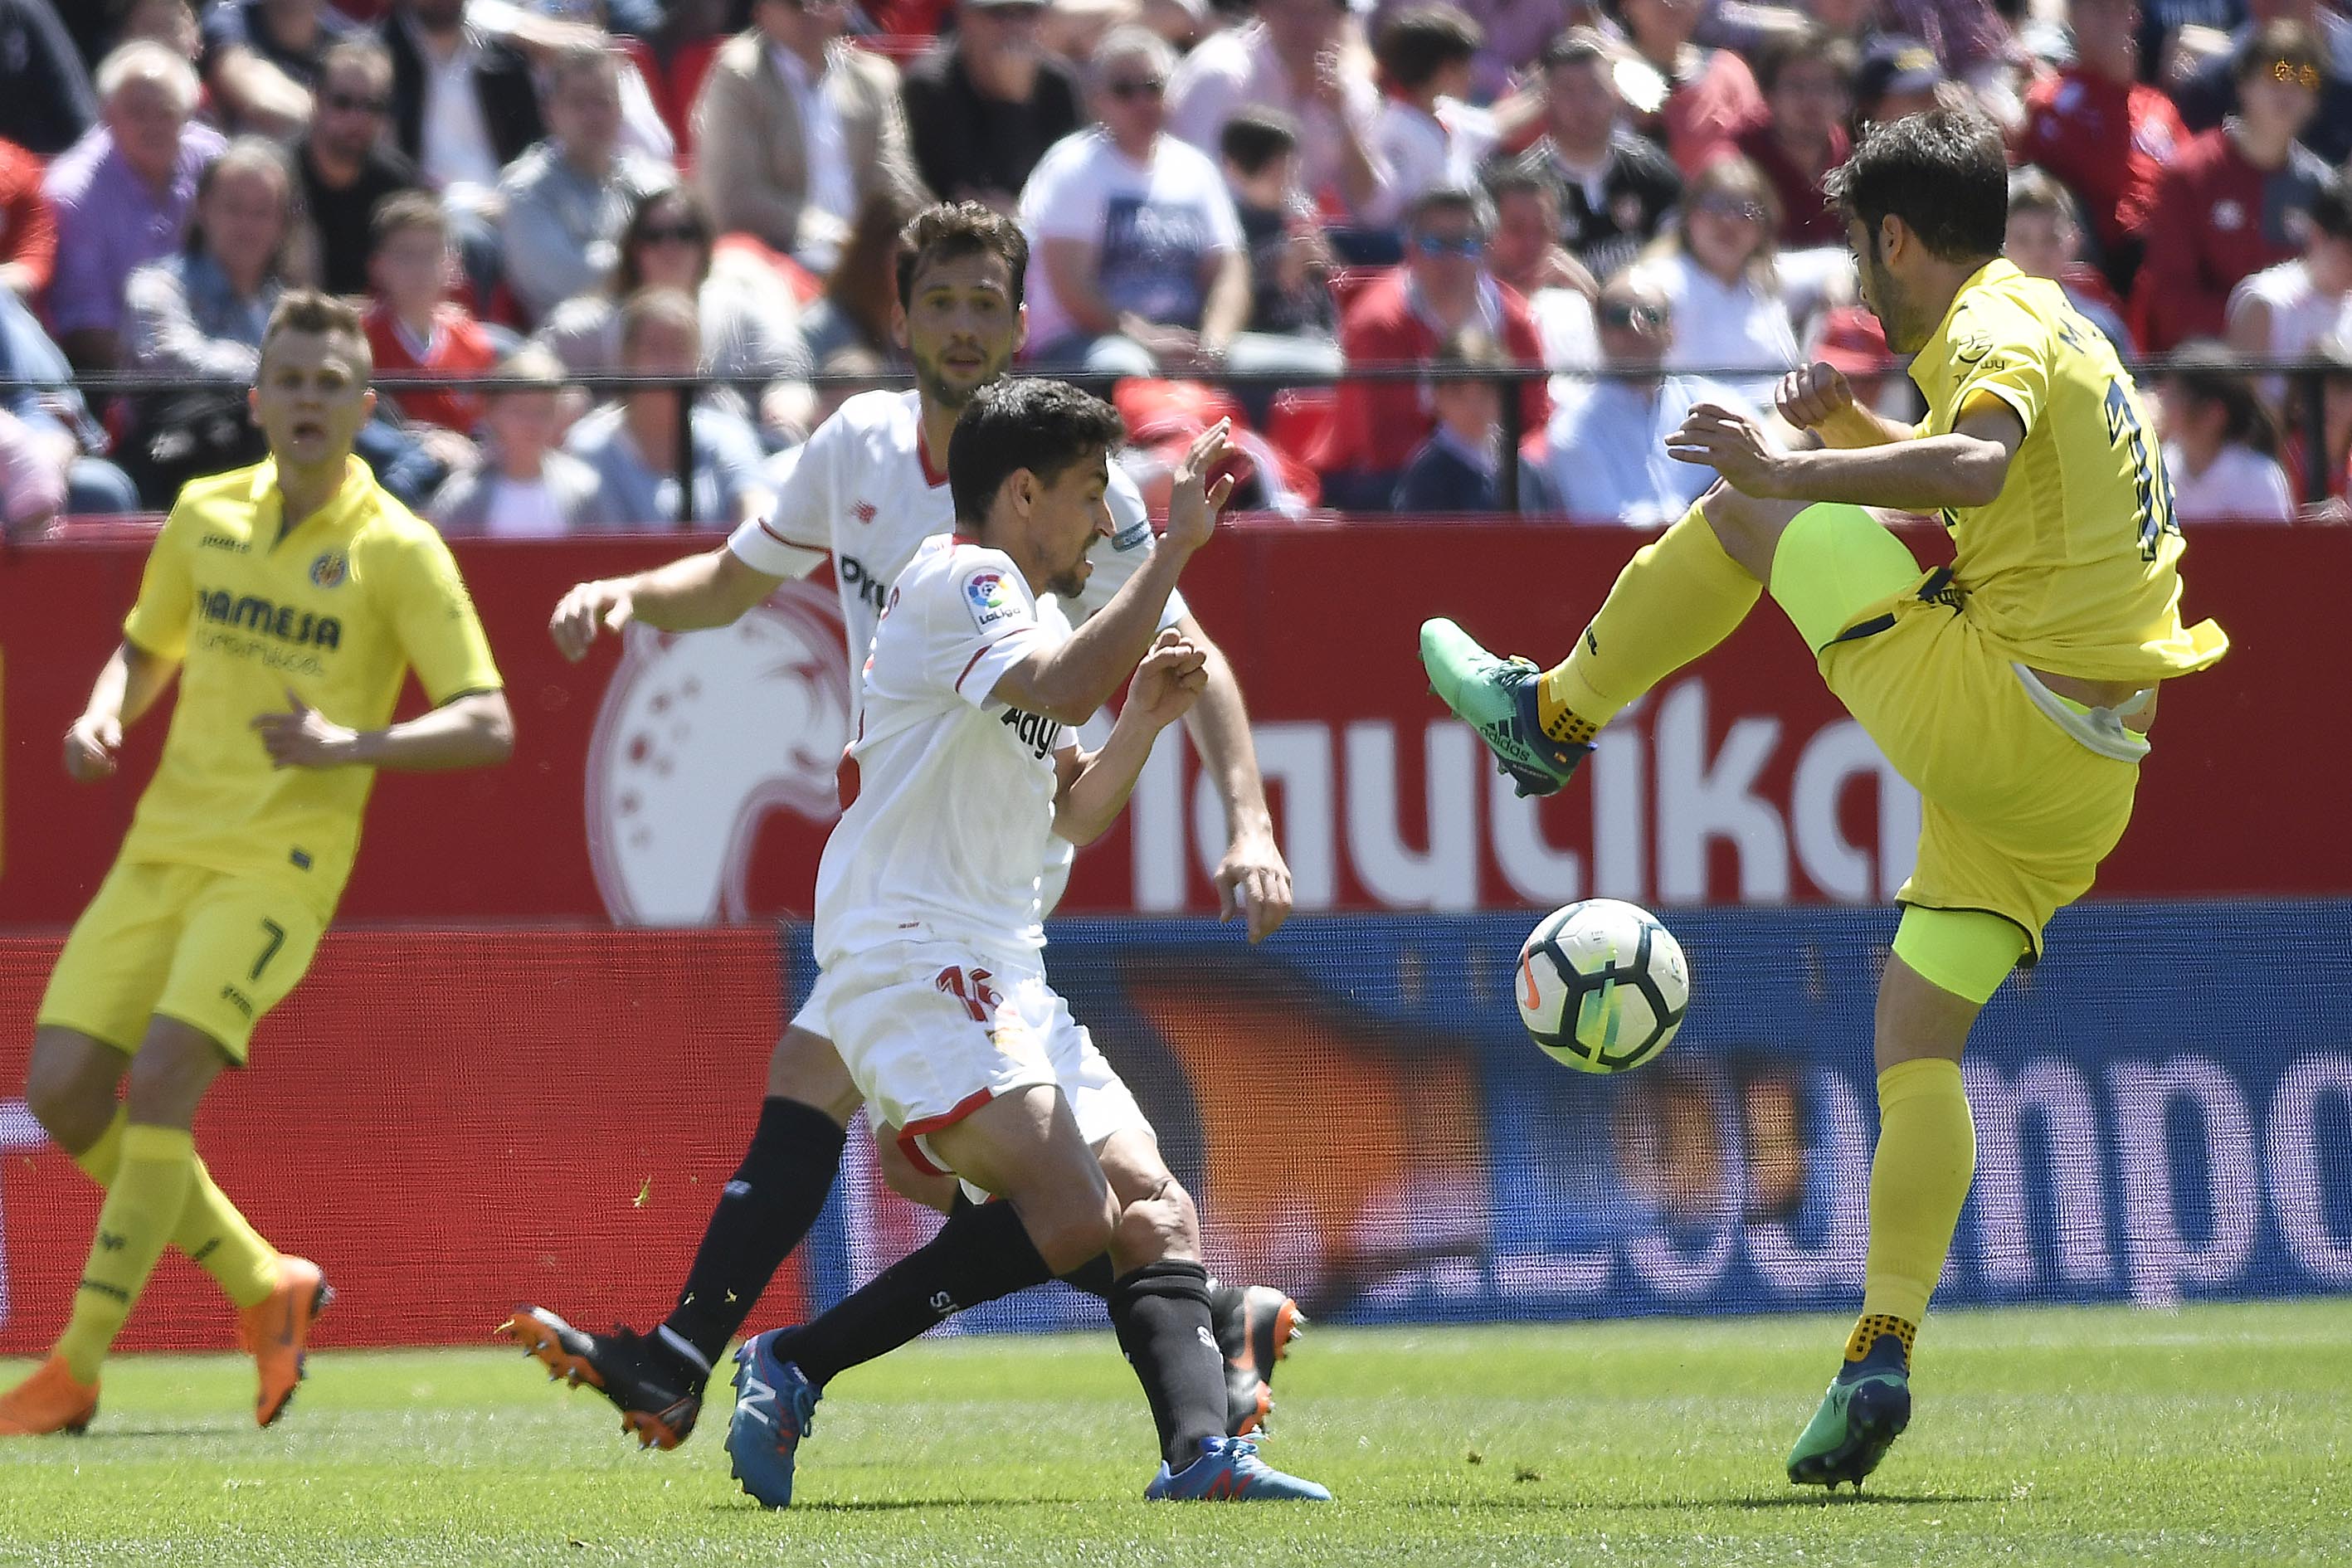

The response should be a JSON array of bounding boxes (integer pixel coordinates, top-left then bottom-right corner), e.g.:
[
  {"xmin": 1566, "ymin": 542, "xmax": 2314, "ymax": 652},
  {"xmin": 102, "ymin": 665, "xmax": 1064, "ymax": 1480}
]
[{"xmin": 0, "ymin": 0, "xmax": 2346, "ymax": 533}]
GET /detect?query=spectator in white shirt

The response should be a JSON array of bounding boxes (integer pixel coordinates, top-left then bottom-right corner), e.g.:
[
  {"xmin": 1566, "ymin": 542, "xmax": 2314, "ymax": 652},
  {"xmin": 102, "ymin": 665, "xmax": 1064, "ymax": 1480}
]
[
  {"xmin": 1536, "ymin": 270, "xmax": 1751, "ymax": 525},
  {"xmin": 382, "ymin": 0, "xmax": 547, "ymax": 299},
  {"xmin": 2158, "ymin": 341, "xmax": 2296, "ymax": 523},
  {"xmin": 1165, "ymin": 0, "xmax": 1390, "ymax": 223},
  {"xmin": 1631, "ymin": 153, "xmax": 1806, "ymax": 402},
  {"xmin": 2227, "ymin": 172, "xmax": 2352, "ymax": 411},
  {"xmin": 1370, "ymin": 5, "xmax": 1496, "ymax": 226},
  {"xmin": 689, "ymin": 0, "xmax": 923, "ymax": 274},
  {"xmin": 431, "ymin": 343, "xmax": 621, "ymax": 534},
  {"xmin": 497, "ymin": 41, "xmax": 674, "ymax": 323},
  {"xmin": 1018, "ymin": 26, "xmax": 1249, "ymax": 376}
]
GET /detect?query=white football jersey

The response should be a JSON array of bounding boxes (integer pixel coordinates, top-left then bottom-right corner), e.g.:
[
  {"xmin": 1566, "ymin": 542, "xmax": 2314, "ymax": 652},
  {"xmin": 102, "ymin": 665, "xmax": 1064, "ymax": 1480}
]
[
  {"xmin": 813, "ymin": 535, "xmax": 1077, "ymax": 968},
  {"xmin": 728, "ymin": 388, "xmax": 1186, "ymax": 731}
]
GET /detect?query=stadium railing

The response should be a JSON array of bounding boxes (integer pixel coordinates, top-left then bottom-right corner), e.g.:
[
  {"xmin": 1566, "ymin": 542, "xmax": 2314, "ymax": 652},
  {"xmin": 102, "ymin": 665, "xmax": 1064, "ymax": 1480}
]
[{"xmin": 12, "ymin": 354, "xmax": 2345, "ymax": 523}]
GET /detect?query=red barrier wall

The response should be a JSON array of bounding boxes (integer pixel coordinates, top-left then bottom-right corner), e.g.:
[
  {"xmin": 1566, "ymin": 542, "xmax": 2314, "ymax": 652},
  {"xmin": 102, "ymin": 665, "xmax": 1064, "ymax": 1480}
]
[
  {"xmin": 2, "ymin": 523, "xmax": 2345, "ymax": 928},
  {"xmin": 0, "ymin": 928, "xmax": 794, "ymax": 1355}
]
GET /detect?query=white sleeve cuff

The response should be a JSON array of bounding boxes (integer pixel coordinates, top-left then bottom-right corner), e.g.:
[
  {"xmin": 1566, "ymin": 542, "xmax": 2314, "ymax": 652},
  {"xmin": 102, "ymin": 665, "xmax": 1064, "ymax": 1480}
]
[{"xmin": 728, "ymin": 514, "xmax": 829, "ymax": 581}]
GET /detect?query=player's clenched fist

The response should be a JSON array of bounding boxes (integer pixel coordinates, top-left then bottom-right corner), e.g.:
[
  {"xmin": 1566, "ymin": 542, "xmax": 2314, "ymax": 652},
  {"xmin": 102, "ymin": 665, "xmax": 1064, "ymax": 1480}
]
[
  {"xmin": 1127, "ymin": 629, "xmax": 1210, "ymax": 727},
  {"xmin": 1164, "ymin": 419, "xmax": 1238, "ymax": 557},
  {"xmin": 549, "ymin": 578, "xmax": 635, "ymax": 662},
  {"xmin": 62, "ymin": 713, "xmax": 122, "ymax": 781},
  {"xmin": 1775, "ymin": 362, "xmax": 1857, "ymax": 431}
]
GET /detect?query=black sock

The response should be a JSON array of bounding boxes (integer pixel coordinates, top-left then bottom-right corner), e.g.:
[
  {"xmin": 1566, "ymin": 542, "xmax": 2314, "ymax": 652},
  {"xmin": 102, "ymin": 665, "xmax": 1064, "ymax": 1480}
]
[
  {"xmin": 1108, "ymin": 1259, "xmax": 1226, "ymax": 1470},
  {"xmin": 1064, "ymin": 1251, "xmax": 1117, "ymax": 1300},
  {"xmin": 779, "ymin": 1198, "xmax": 1053, "ymax": 1388},
  {"xmin": 662, "ymin": 1097, "xmax": 847, "ymax": 1367},
  {"xmin": 952, "ymin": 1187, "xmax": 1120, "ymax": 1301}
]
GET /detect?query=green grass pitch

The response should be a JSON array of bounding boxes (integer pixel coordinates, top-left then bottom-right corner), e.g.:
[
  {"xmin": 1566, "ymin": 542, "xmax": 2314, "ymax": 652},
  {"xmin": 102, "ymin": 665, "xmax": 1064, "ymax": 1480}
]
[{"xmin": 3, "ymin": 1302, "xmax": 2348, "ymax": 1566}]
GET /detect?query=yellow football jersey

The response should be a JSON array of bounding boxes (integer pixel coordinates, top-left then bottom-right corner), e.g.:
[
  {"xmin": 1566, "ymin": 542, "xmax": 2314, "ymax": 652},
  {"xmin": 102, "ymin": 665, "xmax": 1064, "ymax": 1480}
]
[
  {"xmin": 1907, "ymin": 259, "xmax": 2228, "ymax": 684},
  {"xmin": 117, "ymin": 457, "xmax": 502, "ymax": 915}
]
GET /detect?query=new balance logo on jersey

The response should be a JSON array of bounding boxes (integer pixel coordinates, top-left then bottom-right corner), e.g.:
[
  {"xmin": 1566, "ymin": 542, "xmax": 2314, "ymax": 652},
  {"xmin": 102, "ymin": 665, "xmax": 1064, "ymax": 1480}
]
[
  {"xmin": 852, "ymin": 500, "xmax": 876, "ymax": 524},
  {"xmin": 1000, "ymin": 706, "xmax": 1063, "ymax": 760},
  {"xmin": 838, "ymin": 554, "xmax": 889, "ymax": 611}
]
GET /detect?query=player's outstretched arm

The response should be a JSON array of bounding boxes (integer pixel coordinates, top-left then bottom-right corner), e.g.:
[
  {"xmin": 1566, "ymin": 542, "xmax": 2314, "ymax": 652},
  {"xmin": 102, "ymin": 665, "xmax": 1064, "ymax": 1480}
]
[
  {"xmin": 250, "ymin": 688, "xmax": 516, "ymax": 772},
  {"xmin": 1054, "ymin": 631, "xmax": 1210, "ymax": 845},
  {"xmin": 994, "ymin": 424, "xmax": 1235, "ymax": 726},
  {"xmin": 63, "ymin": 640, "xmax": 180, "ymax": 782},
  {"xmin": 1171, "ymin": 612, "xmax": 1293, "ymax": 942},
  {"xmin": 549, "ymin": 547, "xmax": 786, "ymax": 661}
]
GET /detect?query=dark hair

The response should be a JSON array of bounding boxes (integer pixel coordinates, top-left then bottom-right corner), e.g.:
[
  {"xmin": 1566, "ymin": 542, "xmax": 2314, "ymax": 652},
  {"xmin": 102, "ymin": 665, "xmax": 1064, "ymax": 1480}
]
[
  {"xmin": 261, "ymin": 289, "xmax": 373, "ymax": 375},
  {"xmin": 616, "ymin": 183, "xmax": 715, "ymax": 295},
  {"xmin": 2167, "ymin": 340, "xmax": 2281, "ymax": 456},
  {"xmin": 1754, "ymin": 25, "xmax": 1857, "ymax": 95},
  {"xmin": 1374, "ymin": 4, "xmax": 1483, "ymax": 91},
  {"xmin": 1408, "ymin": 182, "xmax": 1492, "ymax": 236},
  {"xmin": 318, "ymin": 36, "xmax": 392, "ymax": 92},
  {"xmin": 369, "ymin": 188, "xmax": 447, "ymax": 251},
  {"xmin": 1482, "ymin": 163, "xmax": 1554, "ymax": 207},
  {"xmin": 1824, "ymin": 105, "xmax": 2007, "ymax": 262},
  {"xmin": 1539, "ymin": 26, "xmax": 1612, "ymax": 74},
  {"xmin": 947, "ymin": 378, "xmax": 1124, "ymax": 525},
  {"xmin": 2233, "ymin": 17, "xmax": 2324, "ymax": 85},
  {"xmin": 2310, "ymin": 173, "xmax": 2352, "ymax": 242},
  {"xmin": 894, "ymin": 200, "xmax": 1030, "ymax": 314},
  {"xmin": 1220, "ymin": 106, "xmax": 1300, "ymax": 175}
]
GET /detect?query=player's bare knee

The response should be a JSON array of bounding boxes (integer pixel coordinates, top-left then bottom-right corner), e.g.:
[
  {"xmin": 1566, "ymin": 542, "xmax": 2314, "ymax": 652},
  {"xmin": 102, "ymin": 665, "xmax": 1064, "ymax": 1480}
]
[
  {"xmin": 1109, "ymin": 1181, "xmax": 1200, "ymax": 1273},
  {"xmin": 764, "ymin": 1027, "xmax": 862, "ymax": 1124},
  {"xmin": 121, "ymin": 1023, "xmax": 231, "ymax": 1129},
  {"xmin": 1023, "ymin": 1195, "xmax": 1118, "ymax": 1278},
  {"xmin": 22, "ymin": 1028, "xmax": 129, "ymax": 1149}
]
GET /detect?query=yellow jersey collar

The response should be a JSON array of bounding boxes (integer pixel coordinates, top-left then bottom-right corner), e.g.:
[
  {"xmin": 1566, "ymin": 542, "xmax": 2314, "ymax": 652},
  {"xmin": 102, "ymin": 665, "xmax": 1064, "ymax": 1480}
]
[
  {"xmin": 1909, "ymin": 257, "xmax": 2021, "ymax": 397},
  {"xmin": 248, "ymin": 456, "xmax": 379, "ymax": 549}
]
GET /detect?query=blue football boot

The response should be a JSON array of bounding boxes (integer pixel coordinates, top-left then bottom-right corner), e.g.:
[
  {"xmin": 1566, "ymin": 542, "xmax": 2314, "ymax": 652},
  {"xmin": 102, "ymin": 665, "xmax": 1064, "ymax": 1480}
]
[
  {"xmin": 725, "ymin": 1330, "xmax": 821, "ymax": 1507},
  {"xmin": 1144, "ymin": 1435, "xmax": 1332, "ymax": 1502}
]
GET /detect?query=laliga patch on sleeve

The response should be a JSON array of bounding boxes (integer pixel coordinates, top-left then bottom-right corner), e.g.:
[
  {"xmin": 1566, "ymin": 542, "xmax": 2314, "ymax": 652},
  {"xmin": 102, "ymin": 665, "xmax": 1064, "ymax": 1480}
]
[
  {"xmin": 1113, "ymin": 514, "xmax": 1152, "ymax": 553},
  {"xmin": 964, "ymin": 568, "xmax": 1019, "ymax": 632}
]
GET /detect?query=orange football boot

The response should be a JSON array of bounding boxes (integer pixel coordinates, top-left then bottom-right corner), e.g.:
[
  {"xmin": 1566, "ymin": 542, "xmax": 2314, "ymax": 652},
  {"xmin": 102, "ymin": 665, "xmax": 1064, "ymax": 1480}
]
[
  {"xmin": 0, "ymin": 1356, "xmax": 100, "ymax": 1436},
  {"xmin": 236, "ymin": 1255, "xmax": 334, "ymax": 1428}
]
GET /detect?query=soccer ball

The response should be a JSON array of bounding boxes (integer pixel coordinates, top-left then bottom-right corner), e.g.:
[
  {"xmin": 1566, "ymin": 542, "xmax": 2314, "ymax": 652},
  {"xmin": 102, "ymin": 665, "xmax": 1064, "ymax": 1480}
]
[{"xmin": 1515, "ymin": 898, "xmax": 1689, "ymax": 1074}]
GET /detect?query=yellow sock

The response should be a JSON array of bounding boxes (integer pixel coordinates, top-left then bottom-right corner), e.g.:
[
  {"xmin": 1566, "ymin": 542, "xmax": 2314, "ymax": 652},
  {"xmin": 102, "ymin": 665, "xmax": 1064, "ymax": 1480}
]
[
  {"xmin": 1860, "ymin": 1059, "xmax": 1975, "ymax": 1334},
  {"xmin": 69, "ymin": 1109, "xmax": 278, "ymax": 1310},
  {"xmin": 1535, "ymin": 501, "xmax": 1763, "ymax": 742},
  {"xmin": 56, "ymin": 1124, "xmax": 197, "ymax": 1382}
]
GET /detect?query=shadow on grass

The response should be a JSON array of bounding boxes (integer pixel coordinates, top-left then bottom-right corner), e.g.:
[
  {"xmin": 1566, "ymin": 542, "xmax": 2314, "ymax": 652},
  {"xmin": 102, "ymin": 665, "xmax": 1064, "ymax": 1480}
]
[
  {"xmin": 1614, "ymin": 1492, "xmax": 2006, "ymax": 1512},
  {"xmin": 707, "ymin": 1498, "xmax": 1080, "ymax": 1515},
  {"xmin": 704, "ymin": 1491, "xmax": 2007, "ymax": 1517}
]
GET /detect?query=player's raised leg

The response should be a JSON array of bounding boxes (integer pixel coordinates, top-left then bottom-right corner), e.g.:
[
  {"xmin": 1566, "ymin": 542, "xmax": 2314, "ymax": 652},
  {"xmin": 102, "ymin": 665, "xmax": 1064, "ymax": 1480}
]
[
  {"xmin": 499, "ymin": 1020, "xmax": 859, "ymax": 1449},
  {"xmin": 1422, "ymin": 482, "xmax": 1770, "ymax": 796}
]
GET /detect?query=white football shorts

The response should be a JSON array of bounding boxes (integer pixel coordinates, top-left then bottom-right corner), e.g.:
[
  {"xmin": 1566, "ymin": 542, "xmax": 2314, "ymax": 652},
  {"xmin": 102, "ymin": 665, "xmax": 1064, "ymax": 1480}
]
[{"xmin": 825, "ymin": 938, "xmax": 1147, "ymax": 1185}]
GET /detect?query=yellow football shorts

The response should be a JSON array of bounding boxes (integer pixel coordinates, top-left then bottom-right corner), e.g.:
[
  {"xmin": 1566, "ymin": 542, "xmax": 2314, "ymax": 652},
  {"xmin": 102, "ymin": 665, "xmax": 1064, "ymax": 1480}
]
[
  {"xmin": 37, "ymin": 859, "xmax": 328, "ymax": 1064},
  {"xmin": 1769, "ymin": 504, "xmax": 2143, "ymax": 960}
]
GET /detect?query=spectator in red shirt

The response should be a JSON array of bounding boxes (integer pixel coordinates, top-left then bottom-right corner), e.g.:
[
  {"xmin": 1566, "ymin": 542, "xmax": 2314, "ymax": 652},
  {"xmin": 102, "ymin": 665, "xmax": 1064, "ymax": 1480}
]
[
  {"xmin": 363, "ymin": 189, "xmax": 499, "ymax": 459},
  {"xmin": 1728, "ymin": 27, "xmax": 1855, "ymax": 251},
  {"xmin": 2133, "ymin": 19, "xmax": 2329, "ymax": 352},
  {"xmin": 0, "ymin": 134, "xmax": 56, "ymax": 300},
  {"xmin": 1613, "ymin": 0, "xmax": 1764, "ymax": 175},
  {"xmin": 1324, "ymin": 183, "xmax": 1547, "ymax": 507},
  {"xmin": 2016, "ymin": 0, "xmax": 2185, "ymax": 294}
]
